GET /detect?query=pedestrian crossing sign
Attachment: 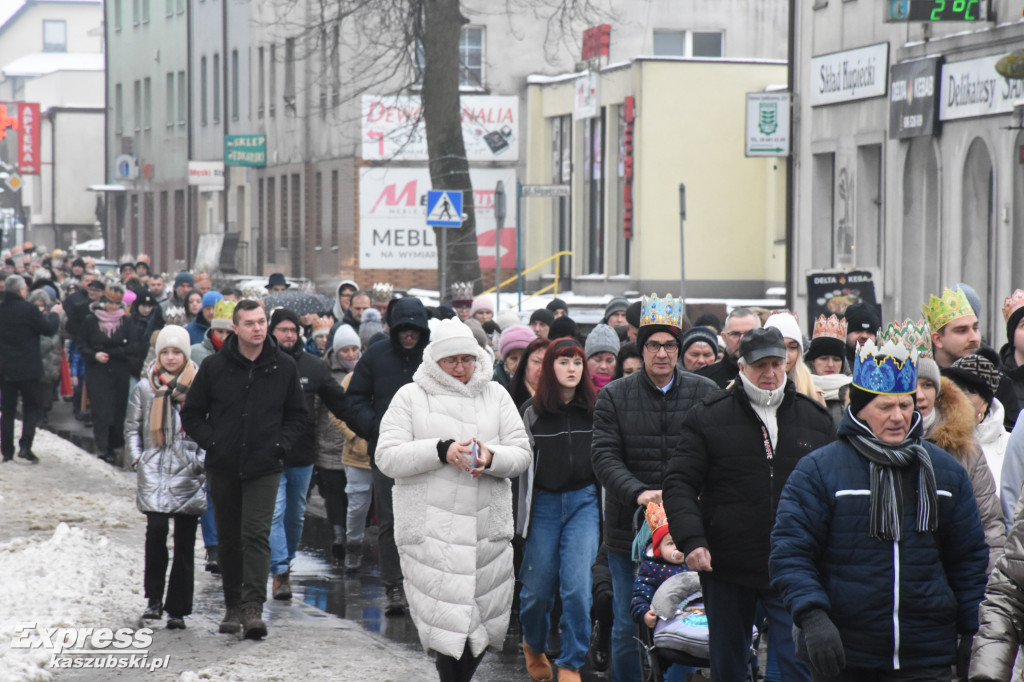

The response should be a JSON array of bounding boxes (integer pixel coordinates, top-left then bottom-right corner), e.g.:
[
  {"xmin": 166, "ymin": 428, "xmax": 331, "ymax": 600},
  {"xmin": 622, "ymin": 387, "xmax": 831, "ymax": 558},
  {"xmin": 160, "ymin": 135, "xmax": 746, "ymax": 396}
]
[{"xmin": 426, "ymin": 190, "xmax": 464, "ymax": 227}]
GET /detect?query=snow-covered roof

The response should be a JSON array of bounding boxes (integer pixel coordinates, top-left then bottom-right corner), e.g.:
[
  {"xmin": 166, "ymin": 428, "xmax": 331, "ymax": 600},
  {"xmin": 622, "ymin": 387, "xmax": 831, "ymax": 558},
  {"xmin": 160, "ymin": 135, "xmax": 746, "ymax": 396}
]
[{"xmin": 2, "ymin": 51, "xmax": 103, "ymax": 77}]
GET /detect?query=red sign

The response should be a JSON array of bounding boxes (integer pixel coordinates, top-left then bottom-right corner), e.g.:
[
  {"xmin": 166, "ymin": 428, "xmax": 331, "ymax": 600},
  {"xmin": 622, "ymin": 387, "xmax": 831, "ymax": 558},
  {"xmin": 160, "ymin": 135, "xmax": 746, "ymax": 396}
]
[
  {"xmin": 582, "ymin": 24, "xmax": 611, "ymax": 61},
  {"xmin": 623, "ymin": 96, "xmax": 635, "ymax": 239},
  {"xmin": 0, "ymin": 102, "xmax": 41, "ymax": 175}
]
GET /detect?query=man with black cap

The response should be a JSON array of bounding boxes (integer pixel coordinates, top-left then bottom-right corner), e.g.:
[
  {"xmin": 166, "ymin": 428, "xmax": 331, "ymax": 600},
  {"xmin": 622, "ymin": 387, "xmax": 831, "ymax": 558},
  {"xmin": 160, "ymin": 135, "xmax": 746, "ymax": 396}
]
[
  {"xmin": 663, "ymin": 327, "xmax": 833, "ymax": 681},
  {"xmin": 843, "ymin": 302, "xmax": 881, "ymax": 366},
  {"xmin": 265, "ymin": 273, "xmax": 290, "ymax": 294},
  {"xmin": 547, "ymin": 297, "xmax": 568, "ymax": 319},
  {"xmin": 70, "ymin": 257, "xmax": 86, "ymax": 279},
  {"xmin": 529, "ymin": 308, "xmax": 553, "ymax": 339},
  {"xmin": 696, "ymin": 307, "xmax": 760, "ymax": 388},
  {"xmin": 591, "ymin": 294, "xmax": 718, "ymax": 682}
]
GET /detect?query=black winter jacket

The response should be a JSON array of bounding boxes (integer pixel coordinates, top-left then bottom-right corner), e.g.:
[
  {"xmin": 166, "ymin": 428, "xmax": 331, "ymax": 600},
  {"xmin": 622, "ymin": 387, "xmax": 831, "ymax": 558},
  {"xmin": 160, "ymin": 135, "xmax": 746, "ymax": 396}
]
[
  {"xmin": 0, "ymin": 294, "xmax": 60, "ymax": 382},
  {"xmin": 181, "ymin": 335, "xmax": 308, "ymax": 480},
  {"xmin": 694, "ymin": 354, "xmax": 739, "ymax": 389},
  {"xmin": 282, "ymin": 340, "xmax": 349, "ymax": 468},
  {"xmin": 663, "ymin": 381, "xmax": 833, "ymax": 589},
  {"xmin": 346, "ymin": 297, "xmax": 430, "ymax": 463},
  {"xmin": 592, "ymin": 367, "xmax": 718, "ymax": 554}
]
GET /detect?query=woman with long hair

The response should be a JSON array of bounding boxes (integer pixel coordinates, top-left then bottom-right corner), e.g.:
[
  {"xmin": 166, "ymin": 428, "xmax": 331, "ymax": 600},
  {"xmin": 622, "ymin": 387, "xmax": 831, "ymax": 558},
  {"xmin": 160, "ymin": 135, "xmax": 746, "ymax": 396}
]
[
  {"xmin": 508, "ymin": 337, "xmax": 551, "ymax": 410},
  {"xmin": 517, "ymin": 337, "xmax": 600, "ymax": 682},
  {"xmin": 764, "ymin": 312, "xmax": 824, "ymax": 406}
]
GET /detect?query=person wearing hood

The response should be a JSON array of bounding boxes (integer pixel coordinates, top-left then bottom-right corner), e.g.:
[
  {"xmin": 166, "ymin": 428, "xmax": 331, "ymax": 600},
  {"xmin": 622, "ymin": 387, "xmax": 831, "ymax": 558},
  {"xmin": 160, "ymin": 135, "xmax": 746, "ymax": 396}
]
[
  {"xmin": 346, "ymin": 296, "xmax": 431, "ymax": 616},
  {"xmin": 806, "ymin": 315, "xmax": 853, "ymax": 430},
  {"xmin": 331, "ymin": 280, "xmax": 359, "ymax": 321},
  {"xmin": 585, "ymin": 324, "xmax": 620, "ymax": 392},
  {"xmin": 266, "ymin": 308, "xmax": 350, "ymax": 600},
  {"xmin": 180, "ymin": 299, "xmax": 308, "ymax": 640},
  {"xmin": 326, "ymin": 290, "xmax": 371, "ymax": 348},
  {"xmin": 664, "ymin": 327, "xmax": 833, "ymax": 681},
  {"xmin": 999, "ymin": 289, "xmax": 1024, "ymax": 419},
  {"xmin": 943, "ymin": 354, "xmax": 1011, "ymax": 492},
  {"xmin": 375, "ymin": 318, "xmax": 531, "ymax": 681}
]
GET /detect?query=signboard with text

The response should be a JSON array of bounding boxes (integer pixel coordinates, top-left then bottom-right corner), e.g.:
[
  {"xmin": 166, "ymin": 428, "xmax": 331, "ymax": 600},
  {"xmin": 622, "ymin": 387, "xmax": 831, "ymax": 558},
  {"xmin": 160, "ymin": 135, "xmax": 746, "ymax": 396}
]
[
  {"xmin": 745, "ymin": 92, "xmax": 790, "ymax": 156},
  {"xmin": 805, "ymin": 269, "xmax": 879, "ymax": 336},
  {"xmin": 889, "ymin": 58, "xmax": 940, "ymax": 139},
  {"xmin": 810, "ymin": 43, "xmax": 889, "ymax": 107},
  {"xmin": 225, "ymin": 135, "xmax": 266, "ymax": 167},
  {"xmin": 188, "ymin": 161, "xmax": 224, "ymax": 187},
  {"xmin": 939, "ymin": 55, "xmax": 1024, "ymax": 121},
  {"xmin": 0, "ymin": 102, "xmax": 41, "ymax": 175},
  {"xmin": 359, "ymin": 167, "xmax": 517, "ymax": 270},
  {"xmin": 361, "ymin": 95, "xmax": 518, "ymax": 161}
]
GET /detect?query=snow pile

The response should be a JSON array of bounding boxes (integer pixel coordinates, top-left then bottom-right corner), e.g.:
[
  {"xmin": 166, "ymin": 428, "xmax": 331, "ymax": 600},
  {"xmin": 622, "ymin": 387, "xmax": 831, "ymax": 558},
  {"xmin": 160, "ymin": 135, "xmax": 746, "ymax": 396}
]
[{"xmin": 0, "ymin": 523, "xmax": 144, "ymax": 681}]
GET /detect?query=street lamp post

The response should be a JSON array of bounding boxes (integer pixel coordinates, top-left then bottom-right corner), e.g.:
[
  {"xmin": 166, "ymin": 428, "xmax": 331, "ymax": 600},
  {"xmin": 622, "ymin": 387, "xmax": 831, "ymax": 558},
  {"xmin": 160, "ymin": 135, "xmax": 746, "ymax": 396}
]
[{"xmin": 494, "ymin": 181, "xmax": 506, "ymax": 308}]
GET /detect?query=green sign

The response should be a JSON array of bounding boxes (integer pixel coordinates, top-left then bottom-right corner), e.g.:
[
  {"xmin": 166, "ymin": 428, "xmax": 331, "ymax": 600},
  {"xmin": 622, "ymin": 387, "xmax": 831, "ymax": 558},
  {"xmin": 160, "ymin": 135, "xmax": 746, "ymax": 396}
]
[{"xmin": 224, "ymin": 135, "xmax": 266, "ymax": 167}]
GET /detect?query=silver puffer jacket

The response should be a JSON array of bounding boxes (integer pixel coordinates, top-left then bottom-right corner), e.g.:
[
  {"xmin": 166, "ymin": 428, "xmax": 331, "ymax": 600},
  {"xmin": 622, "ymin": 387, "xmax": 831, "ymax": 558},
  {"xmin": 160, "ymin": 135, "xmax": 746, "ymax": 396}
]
[
  {"xmin": 124, "ymin": 364, "xmax": 207, "ymax": 516},
  {"xmin": 970, "ymin": 494, "xmax": 1024, "ymax": 680}
]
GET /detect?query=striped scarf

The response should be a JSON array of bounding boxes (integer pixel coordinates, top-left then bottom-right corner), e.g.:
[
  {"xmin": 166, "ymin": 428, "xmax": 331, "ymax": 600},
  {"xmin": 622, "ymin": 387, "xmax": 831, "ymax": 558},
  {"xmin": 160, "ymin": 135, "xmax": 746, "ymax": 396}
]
[
  {"xmin": 149, "ymin": 361, "xmax": 196, "ymax": 446},
  {"xmin": 844, "ymin": 409, "xmax": 937, "ymax": 542}
]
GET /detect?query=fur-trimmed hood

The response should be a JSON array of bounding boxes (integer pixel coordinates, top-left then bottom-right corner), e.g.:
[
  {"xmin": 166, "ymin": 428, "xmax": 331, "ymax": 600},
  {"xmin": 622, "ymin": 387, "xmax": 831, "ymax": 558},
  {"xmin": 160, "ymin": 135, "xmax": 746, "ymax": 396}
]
[
  {"xmin": 926, "ymin": 376, "xmax": 976, "ymax": 462},
  {"xmin": 412, "ymin": 343, "xmax": 494, "ymax": 399}
]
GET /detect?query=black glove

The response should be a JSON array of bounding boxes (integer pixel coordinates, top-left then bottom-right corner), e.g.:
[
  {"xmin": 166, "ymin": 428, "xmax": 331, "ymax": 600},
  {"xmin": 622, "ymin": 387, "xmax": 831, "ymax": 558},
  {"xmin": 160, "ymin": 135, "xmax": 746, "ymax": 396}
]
[
  {"xmin": 800, "ymin": 609, "xmax": 845, "ymax": 678},
  {"xmin": 956, "ymin": 631, "xmax": 975, "ymax": 678}
]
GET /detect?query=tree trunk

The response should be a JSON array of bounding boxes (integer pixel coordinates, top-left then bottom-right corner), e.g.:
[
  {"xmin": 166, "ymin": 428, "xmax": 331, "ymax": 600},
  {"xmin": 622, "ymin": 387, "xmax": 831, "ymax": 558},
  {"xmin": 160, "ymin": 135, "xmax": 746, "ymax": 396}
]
[{"xmin": 422, "ymin": 0, "xmax": 481, "ymax": 292}]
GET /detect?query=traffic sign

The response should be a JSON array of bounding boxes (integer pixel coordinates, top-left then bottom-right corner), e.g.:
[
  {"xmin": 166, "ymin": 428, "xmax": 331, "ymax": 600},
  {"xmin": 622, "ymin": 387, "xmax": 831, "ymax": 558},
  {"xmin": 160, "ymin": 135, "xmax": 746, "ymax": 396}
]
[
  {"xmin": 4, "ymin": 174, "xmax": 22, "ymax": 192},
  {"xmin": 426, "ymin": 190, "xmax": 463, "ymax": 227}
]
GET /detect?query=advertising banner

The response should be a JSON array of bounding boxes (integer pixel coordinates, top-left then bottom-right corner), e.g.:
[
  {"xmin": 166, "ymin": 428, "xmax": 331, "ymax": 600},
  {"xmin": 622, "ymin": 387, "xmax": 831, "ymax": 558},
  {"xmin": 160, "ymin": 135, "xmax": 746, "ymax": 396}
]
[
  {"xmin": 359, "ymin": 167, "xmax": 517, "ymax": 270},
  {"xmin": 939, "ymin": 55, "xmax": 1024, "ymax": 121},
  {"xmin": 805, "ymin": 269, "xmax": 879, "ymax": 336},
  {"xmin": 225, "ymin": 135, "xmax": 266, "ymax": 167},
  {"xmin": 889, "ymin": 58, "xmax": 940, "ymax": 139},
  {"xmin": 0, "ymin": 102, "xmax": 42, "ymax": 175},
  {"xmin": 810, "ymin": 43, "xmax": 889, "ymax": 107}
]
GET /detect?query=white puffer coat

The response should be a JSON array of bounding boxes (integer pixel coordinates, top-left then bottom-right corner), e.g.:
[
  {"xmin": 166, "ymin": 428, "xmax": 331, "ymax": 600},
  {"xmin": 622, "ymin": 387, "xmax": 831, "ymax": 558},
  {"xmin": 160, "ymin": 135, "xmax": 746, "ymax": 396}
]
[{"xmin": 376, "ymin": 344, "xmax": 531, "ymax": 659}]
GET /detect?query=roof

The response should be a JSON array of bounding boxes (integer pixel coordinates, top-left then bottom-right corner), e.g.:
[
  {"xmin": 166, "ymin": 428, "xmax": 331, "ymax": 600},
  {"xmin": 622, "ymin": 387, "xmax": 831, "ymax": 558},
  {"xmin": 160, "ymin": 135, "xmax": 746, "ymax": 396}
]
[
  {"xmin": 0, "ymin": 0, "xmax": 102, "ymax": 39},
  {"xmin": 3, "ymin": 51, "xmax": 103, "ymax": 77}
]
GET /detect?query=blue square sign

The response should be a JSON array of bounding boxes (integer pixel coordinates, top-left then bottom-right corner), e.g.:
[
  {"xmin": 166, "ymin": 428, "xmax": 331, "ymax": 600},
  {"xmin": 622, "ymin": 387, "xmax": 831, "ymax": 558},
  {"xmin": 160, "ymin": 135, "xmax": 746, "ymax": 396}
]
[{"xmin": 426, "ymin": 190, "xmax": 464, "ymax": 227}]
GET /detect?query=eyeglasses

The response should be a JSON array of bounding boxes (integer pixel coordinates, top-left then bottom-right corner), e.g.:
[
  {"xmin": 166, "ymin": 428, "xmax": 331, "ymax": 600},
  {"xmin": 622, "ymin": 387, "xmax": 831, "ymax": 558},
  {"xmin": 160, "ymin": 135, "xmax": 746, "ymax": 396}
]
[
  {"xmin": 439, "ymin": 356, "xmax": 476, "ymax": 368},
  {"xmin": 644, "ymin": 340, "xmax": 680, "ymax": 354},
  {"xmin": 723, "ymin": 331, "xmax": 745, "ymax": 339}
]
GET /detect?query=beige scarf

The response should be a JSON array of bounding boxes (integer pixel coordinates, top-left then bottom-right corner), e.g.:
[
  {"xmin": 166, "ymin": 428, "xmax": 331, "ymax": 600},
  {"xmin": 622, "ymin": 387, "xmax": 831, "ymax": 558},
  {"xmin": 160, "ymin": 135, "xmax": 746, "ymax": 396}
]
[{"xmin": 149, "ymin": 361, "xmax": 197, "ymax": 446}]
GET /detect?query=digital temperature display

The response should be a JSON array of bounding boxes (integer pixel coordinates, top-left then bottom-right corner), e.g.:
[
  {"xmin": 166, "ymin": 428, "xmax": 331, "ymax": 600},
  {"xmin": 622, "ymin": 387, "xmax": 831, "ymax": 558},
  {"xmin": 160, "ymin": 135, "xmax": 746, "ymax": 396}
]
[{"xmin": 886, "ymin": 0, "xmax": 985, "ymax": 21}]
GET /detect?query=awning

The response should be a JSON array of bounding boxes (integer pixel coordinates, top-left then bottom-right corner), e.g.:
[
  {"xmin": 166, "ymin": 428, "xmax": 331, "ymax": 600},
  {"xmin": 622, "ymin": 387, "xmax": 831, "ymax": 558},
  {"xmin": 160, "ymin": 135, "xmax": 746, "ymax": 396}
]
[{"xmin": 86, "ymin": 184, "xmax": 128, "ymax": 192}]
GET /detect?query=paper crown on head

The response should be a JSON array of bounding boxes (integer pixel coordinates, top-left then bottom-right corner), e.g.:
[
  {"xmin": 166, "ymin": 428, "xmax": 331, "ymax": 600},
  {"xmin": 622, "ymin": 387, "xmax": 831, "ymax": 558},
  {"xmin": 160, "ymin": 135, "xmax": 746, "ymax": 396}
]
[
  {"xmin": 1004, "ymin": 289, "xmax": 1024, "ymax": 323},
  {"xmin": 645, "ymin": 502, "xmax": 672, "ymax": 557},
  {"xmin": 450, "ymin": 281, "xmax": 474, "ymax": 306},
  {"xmin": 371, "ymin": 282, "xmax": 393, "ymax": 303},
  {"xmin": 852, "ymin": 327, "xmax": 919, "ymax": 395},
  {"xmin": 922, "ymin": 286, "xmax": 973, "ymax": 331},
  {"xmin": 312, "ymin": 315, "xmax": 333, "ymax": 337},
  {"xmin": 812, "ymin": 314, "xmax": 847, "ymax": 341},
  {"xmin": 639, "ymin": 293, "xmax": 684, "ymax": 329},
  {"xmin": 883, "ymin": 319, "xmax": 932, "ymax": 359},
  {"xmin": 211, "ymin": 299, "xmax": 236, "ymax": 330}
]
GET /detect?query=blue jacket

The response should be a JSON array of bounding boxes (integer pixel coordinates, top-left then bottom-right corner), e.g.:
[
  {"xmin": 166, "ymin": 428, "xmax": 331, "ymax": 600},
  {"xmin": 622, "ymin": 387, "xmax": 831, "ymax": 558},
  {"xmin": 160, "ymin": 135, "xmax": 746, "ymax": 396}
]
[{"xmin": 770, "ymin": 411, "xmax": 988, "ymax": 671}]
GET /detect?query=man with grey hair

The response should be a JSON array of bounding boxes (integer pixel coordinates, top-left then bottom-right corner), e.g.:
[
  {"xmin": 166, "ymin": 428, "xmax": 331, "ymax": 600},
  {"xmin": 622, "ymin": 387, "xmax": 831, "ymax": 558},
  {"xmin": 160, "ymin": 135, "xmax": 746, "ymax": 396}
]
[
  {"xmin": 0, "ymin": 275, "xmax": 62, "ymax": 462},
  {"xmin": 696, "ymin": 307, "xmax": 761, "ymax": 388}
]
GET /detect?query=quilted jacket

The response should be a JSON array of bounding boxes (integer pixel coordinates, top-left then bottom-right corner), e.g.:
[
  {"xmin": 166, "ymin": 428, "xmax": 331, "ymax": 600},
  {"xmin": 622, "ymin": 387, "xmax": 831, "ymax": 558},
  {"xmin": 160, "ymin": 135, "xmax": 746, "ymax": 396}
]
[{"xmin": 375, "ymin": 343, "xmax": 531, "ymax": 658}]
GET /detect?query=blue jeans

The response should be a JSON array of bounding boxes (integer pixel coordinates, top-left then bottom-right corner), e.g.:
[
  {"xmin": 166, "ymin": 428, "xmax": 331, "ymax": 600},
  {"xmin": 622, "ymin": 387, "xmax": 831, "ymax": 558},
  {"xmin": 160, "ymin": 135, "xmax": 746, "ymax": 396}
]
[
  {"xmin": 200, "ymin": 483, "xmax": 217, "ymax": 547},
  {"xmin": 519, "ymin": 485, "xmax": 600, "ymax": 671},
  {"xmin": 700, "ymin": 573, "xmax": 809, "ymax": 682},
  {"xmin": 269, "ymin": 465, "xmax": 314, "ymax": 576},
  {"xmin": 608, "ymin": 549, "xmax": 643, "ymax": 682}
]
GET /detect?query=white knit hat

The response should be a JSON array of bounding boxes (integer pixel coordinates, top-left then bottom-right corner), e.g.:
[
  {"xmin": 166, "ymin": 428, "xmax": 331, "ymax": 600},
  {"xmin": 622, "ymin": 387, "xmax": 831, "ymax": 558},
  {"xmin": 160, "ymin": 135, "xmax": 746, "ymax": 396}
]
[
  {"xmin": 428, "ymin": 318, "xmax": 479, "ymax": 361},
  {"xmin": 155, "ymin": 325, "xmax": 192, "ymax": 357},
  {"xmin": 764, "ymin": 313, "xmax": 804, "ymax": 354},
  {"xmin": 333, "ymin": 324, "xmax": 360, "ymax": 352}
]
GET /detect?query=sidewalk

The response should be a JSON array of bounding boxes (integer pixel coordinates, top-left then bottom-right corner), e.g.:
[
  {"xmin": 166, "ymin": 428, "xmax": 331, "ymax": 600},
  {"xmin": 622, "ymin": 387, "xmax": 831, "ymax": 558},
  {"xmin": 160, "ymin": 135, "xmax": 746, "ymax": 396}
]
[{"xmin": 0, "ymin": 422, "xmax": 436, "ymax": 682}]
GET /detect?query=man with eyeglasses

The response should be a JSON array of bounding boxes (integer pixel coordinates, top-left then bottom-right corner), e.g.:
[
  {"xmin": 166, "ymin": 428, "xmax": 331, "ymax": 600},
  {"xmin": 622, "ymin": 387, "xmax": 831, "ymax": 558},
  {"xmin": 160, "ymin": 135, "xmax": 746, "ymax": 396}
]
[
  {"xmin": 696, "ymin": 307, "xmax": 760, "ymax": 389},
  {"xmin": 663, "ymin": 328, "xmax": 833, "ymax": 680},
  {"xmin": 592, "ymin": 294, "xmax": 718, "ymax": 682}
]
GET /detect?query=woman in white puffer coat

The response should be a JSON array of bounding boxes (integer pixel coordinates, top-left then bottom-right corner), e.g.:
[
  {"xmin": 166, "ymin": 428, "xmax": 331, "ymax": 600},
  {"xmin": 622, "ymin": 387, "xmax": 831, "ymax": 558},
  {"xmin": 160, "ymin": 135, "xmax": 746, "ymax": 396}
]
[{"xmin": 376, "ymin": 317, "xmax": 531, "ymax": 682}]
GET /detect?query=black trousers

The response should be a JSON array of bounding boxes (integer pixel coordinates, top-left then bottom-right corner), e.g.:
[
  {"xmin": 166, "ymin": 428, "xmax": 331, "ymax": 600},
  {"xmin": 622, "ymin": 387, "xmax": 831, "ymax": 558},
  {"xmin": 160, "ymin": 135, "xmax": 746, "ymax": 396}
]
[
  {"xmin": 144, "ymin": 512, "xmax": 199, "ymax": 618},
  {"xmin": 0, "ymin": 379, "xmax": 45, "ymax": 457},
  {"xmin": 207, "ymin": 470, "xmax": 280, "ymax": 609},
  {"xmin": 813, "ymin": 665, "xmax": 951, "ymax": 682},
  {"xmin": 372, "ymin": 466, "xmax": 403, "ymax": 586},
  {"xmin": 435, "ymin": 642, "xmax": 485, "ymax": 682},
  {"xmin": 315, "ymin": 466, "xmax": 348, "ymax": 532}
]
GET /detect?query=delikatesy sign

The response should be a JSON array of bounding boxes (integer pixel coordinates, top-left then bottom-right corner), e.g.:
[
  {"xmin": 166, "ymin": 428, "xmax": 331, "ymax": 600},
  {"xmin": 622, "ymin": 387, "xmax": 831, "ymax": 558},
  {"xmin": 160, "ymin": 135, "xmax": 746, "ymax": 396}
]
[
  {"xmin": 939, "ymin": 55, "xmax": 1024, "ymax": 121},
  {"xmin": 810, "ymin": 43, "xmax": 889, "ymax": 107}
]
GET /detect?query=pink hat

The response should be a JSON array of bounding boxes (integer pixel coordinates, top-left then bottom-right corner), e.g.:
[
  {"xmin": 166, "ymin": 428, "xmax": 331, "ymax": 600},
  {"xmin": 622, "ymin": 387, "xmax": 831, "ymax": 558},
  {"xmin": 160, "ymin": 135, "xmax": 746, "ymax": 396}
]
[
  {"xmin": 470, "ymin": 294, "xmax": 496, "ymax": 317},
  {"xmin": 499, "ymin": 324, "xmax": 536, "ymax": 360},
  {"xmin": 123, "ymin": 288, "xmax": 137, "ymax": 306}
]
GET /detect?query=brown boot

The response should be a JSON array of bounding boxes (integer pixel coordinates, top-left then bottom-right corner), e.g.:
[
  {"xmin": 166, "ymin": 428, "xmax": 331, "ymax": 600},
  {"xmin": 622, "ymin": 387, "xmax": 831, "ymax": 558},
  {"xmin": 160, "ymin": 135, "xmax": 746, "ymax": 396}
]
[
  {"xmin": 218, "ymin": 606, "xmax": 241, "ymax": 634},
  {"xmin": 242, "ymin": 605, "xmax": 267, "ymax": 640},
  {"xmin": 522, "ymin": 640, "xmax": 552, "ymax": 682},
  {"xmin": 272, "ymin": 571, "xmax": 291, "ymax": 600},
  {"xmin": 556, "ymin": 667, "xmax": 581, "ymax": 682}
]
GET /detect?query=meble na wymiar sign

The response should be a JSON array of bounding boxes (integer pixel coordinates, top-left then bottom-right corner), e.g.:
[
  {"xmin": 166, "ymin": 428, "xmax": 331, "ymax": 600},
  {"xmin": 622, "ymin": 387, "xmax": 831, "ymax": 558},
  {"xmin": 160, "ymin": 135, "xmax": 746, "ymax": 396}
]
[{"xmin": 224, "ymin": 135, "xmax": 267, "ymax": 167}]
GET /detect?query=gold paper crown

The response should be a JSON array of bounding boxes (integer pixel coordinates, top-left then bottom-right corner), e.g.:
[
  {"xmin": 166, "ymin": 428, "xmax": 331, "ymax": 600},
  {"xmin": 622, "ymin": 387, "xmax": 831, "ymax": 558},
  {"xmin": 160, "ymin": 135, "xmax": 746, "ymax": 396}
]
[
  {"xmin": 312, "ymin": 315, "xmax": 333, "ymax": 332},
  {"xmin": 639, "ymin": 293, "xmax": 684, "ymax": 329},
  {"xmin": 812, "ymin": 314, "xmax": 847, "ymax": 341},
  {"xmin": 922, "ymin": 286, "xmax": 973, "ymax": 331},
  {"xmin": 644, "ymin": 502, "xmax": 669, "ymax": 534},
  {"xmin": 1004, "ymin": 289, "xmax": 1024, "ymax": 323},
  {"xmin": 213, "ymin": 299, "xmax": 236, "ymax": 322},
  {"xmin": 880, "ymin": 319, "xmax": 932, "ymax": 359},
  {"xmin": 371, "ymin": 282, "xmax": 393, "ymax": 303}
]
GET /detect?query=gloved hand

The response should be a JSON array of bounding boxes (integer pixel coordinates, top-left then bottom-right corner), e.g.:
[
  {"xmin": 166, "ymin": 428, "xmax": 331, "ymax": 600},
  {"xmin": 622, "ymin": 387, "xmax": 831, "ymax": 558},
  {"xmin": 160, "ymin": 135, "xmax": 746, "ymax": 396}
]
[
  {"xmin": 956, "ymin": 631, "xmax": 975, "ymax": 678},
  {"xmin": 800, "ymin": 609, "xmax": 845, "ymax": 678}
]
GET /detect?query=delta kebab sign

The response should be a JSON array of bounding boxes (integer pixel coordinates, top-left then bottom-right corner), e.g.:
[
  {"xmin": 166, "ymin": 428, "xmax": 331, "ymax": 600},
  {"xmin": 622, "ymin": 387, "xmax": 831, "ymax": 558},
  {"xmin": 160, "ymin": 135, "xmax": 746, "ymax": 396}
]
[{"xmin": 0, "ymin": 102, "xmax": 42, "ymax": 175}]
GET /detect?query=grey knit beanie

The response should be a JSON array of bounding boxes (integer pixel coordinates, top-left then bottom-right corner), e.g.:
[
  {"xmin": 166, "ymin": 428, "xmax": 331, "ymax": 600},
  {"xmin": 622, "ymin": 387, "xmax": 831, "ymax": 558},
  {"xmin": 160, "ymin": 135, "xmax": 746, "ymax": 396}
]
[{"xmin": 585, "ymin": 323, "xmax": 620, "ymax": 358}]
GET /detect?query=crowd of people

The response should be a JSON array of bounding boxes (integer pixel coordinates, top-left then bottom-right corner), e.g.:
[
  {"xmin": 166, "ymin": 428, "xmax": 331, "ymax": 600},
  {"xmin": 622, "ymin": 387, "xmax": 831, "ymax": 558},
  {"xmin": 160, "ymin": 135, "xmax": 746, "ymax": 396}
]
[{"xmin": 10, "ymin": 246, "xmax": 1024, "ymax": 681}]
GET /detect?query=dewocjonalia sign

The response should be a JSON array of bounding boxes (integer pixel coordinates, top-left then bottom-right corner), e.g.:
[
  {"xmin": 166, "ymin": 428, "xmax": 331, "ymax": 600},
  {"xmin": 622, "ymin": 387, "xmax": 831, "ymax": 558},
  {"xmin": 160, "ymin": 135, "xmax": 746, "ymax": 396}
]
[
  {"xmin": 810, "ymin": 43, "xmax": 889, "ymax": 107},
  {"xmin": 939, "ymin": 55, "xmax": 1024, "ymax": 121},
  {"xmin": 361, "ymin": 95, "xmax": 518, "ymax": 161},
  {"xmin": 359, "ymin": 167, "xmax": 517, "ymax": 270}
]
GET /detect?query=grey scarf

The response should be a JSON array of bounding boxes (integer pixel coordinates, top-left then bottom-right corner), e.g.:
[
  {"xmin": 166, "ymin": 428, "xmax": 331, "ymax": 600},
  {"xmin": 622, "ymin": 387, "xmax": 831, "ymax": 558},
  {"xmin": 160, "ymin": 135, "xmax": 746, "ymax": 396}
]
[{"xmin": 844, "ymin": 408, "xmax": 937, "ymax": 542}]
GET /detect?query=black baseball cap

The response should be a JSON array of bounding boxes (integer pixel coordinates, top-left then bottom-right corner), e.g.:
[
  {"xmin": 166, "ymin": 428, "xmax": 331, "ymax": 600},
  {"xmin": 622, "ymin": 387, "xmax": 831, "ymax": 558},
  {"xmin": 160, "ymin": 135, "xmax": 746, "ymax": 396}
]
[{"xmin": 739, "ymin": 327, "xmax": 787, "ymax": 365}]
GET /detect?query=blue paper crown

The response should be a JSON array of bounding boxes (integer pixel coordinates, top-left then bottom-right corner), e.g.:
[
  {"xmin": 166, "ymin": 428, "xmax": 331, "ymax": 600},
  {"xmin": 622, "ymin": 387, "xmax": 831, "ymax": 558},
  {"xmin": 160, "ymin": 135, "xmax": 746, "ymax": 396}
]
[
  {"xmin": 640, "ymin": 293, "xmax": 684, "ymax": 329},
  {"xmin": 852, "ymin": 338, "xmax": 918, "ymax": 395}
]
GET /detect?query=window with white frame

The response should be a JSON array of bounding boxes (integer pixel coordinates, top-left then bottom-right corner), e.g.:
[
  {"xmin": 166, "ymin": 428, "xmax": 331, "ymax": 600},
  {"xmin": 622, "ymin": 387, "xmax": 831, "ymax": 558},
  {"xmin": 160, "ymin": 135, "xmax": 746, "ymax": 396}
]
[
  {"xmin": 414, "ymin": 26, "xmax": 485, "ymax": 90},
  {"xmin": 652, "ymin": 29, "xmax": 723, "ymax": 58}
]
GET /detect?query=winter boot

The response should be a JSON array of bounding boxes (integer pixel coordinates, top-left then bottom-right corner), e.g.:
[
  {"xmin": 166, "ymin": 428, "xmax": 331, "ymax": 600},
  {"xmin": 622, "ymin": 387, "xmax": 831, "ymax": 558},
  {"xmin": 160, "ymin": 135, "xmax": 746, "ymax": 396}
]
[
  {"xmin": 205, "ymin": 546, "xmax": 220, "ymax": 574},
  {"xmin": 166, "ymin": 617, "xmax": 186, "ymax": 630},
  {"xmin": 272, "ymin": 571, "xmax": 292, "ymax": 600},
  {"xmin": 17, "ymin": 447, "xmax": 39, "ymax": 464},
  {"xmin": 218, "ymin": 606, "xmax": 242, "ymax": 634},
  {"xmin": 523, "ymin": 640, "xmax": 552, "ymax": 682},
  {"xmin": 384, "ymin": 583, "xmax": 407, "ymax": 616},
  {"xmin": 555, "ymin": 667, "xmax": 581, "ymax": 682},
  {"xmin": 242, "ymin": 605, "xmax": 267, "ymax": 640},
  {"xmin": 142, "ymin": 601, "xmax": 163, "ymax": 620},
  {"xmin": 331, "ymin": 524, "xmax": 346, "ymax": 565},
  {"xmin": 343, "ymin": 541, "xmax": 362, "ymax": 573}
]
